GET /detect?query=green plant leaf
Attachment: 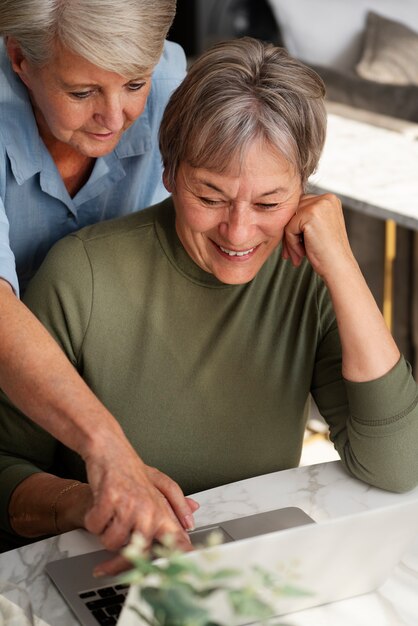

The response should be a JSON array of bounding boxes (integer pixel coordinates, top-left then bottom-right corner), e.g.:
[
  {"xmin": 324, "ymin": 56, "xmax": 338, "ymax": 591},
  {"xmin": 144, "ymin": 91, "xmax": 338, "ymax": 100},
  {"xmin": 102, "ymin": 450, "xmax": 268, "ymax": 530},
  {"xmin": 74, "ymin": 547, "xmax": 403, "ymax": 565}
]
[
  {"xmin": 141, "ymin": 585, "xmax": 210, "ymax": 626},
  {"xmin": 228, "ymin": 588, "xmax": 273, "ymax": 619},
  {"xmin": 122, "ymin": 531, "xmax": 312, "ymax": 626},
  {"xmin": 210, "ymin": 568, "xmax": 241, "ymax": 580},
  {"xmin": 275, "ymin": 584, "xmax": 312, "ymax": 598},
  {"xmin": 129, "ymin": 605, "xmax": 159, "ymax": 626}
]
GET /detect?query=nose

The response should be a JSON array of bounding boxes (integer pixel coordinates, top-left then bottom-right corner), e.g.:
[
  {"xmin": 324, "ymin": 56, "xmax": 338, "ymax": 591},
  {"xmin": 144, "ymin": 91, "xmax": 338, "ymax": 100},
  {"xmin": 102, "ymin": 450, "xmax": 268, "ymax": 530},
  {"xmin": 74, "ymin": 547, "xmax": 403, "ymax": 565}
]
[
  {"xmin": 94, "ymin": 95, "xmax": 125, "ymax": 132},
  {"xmin": 218, "ymin": 204, "xmax": 255, "ymax": 245}
]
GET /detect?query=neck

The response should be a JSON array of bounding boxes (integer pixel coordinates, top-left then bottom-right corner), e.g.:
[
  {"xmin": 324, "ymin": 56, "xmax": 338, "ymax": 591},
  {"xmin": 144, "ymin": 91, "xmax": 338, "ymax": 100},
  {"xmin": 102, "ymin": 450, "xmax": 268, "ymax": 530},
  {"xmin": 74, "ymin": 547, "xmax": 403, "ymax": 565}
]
[{"xmin": 32, "ymin": 99, "xmax": 95, "ymax": 196}]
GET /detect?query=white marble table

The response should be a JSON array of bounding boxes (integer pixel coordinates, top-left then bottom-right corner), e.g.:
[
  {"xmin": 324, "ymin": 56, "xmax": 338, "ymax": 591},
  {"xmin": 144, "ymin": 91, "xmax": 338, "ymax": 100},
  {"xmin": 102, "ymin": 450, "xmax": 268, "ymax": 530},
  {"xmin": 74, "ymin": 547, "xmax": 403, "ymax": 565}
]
[
  {"xmin": 1, "ymin": 460, "xmax": 418, "ymax": 625},
  {"xmin": 309, "ymin": 102, "xmax": 418, "ymax": 330},
  {"xmin": 310, "ymin": 102, "xmax": 418, "ymax": 231}
]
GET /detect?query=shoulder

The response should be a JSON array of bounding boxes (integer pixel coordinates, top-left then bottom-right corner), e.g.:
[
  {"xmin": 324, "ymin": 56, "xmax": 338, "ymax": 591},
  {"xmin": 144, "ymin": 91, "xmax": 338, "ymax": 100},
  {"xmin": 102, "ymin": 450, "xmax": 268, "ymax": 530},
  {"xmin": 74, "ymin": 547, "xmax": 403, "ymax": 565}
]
[
  {"xmin": 140, "ymin": 41, "xmax": 186, "ymax": 129},
  {"xmin": 26, "ymin": 200, "xmax": 172, "ymax": 301},
  {"xmin": 152, "ymin": 40, "xmax": 187, "ymax": 83},
  {"xmin": 71, "ymin": 199, "xmax": 171, "ymax": 247}
]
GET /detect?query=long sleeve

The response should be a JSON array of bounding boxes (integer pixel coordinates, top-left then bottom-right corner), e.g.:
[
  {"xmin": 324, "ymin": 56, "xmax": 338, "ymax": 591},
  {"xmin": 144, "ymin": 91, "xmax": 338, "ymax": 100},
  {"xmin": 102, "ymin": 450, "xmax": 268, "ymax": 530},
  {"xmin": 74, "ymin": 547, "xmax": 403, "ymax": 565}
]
[{"xmin": 311, "ymin": 281, "xmax": 418, "ymax": 492}]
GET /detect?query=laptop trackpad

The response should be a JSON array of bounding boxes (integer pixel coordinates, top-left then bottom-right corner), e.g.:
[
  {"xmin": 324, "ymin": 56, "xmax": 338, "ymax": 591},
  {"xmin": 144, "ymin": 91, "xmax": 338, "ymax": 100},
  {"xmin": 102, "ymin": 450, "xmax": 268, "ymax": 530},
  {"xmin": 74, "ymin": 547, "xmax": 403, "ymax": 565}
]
[{"xmin": 189, "ymin": 506, "xmax": 314, "ymax": 546}]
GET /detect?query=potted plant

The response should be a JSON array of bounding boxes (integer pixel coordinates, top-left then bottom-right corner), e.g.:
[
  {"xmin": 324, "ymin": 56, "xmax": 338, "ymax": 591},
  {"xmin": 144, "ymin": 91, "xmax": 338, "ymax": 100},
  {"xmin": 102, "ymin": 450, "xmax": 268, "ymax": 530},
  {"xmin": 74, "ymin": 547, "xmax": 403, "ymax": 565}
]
[{"xmin": 119, "ymin": 532, "xmax": 308, "ymax": 626}]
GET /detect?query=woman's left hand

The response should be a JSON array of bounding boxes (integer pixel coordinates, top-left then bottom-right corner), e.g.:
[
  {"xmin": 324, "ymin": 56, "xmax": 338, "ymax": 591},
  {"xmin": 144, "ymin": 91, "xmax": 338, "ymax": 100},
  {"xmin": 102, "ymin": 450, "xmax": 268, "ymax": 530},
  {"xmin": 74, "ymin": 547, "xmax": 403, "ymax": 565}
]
[
  {"xmin": 281, "ymin": 192, "xmax": 356, "ymax": 281},
  {"xmin": 282, "ymin": 191, "xmax": 400, "ymax": 383}
]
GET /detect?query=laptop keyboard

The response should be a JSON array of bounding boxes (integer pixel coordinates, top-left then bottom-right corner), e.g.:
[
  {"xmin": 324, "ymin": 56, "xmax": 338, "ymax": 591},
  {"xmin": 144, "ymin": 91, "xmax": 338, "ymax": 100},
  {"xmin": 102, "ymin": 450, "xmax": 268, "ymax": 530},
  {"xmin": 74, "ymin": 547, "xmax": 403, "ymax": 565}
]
[{"xmin": 79, "ymin": 583, "xmax": 129, "ymax": 625}]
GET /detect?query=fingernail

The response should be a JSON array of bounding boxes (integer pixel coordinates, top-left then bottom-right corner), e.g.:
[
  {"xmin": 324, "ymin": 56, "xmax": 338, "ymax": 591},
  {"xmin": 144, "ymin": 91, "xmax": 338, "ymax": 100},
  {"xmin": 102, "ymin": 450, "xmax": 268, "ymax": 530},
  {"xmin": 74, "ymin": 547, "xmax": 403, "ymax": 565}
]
[
  {"xmin": 184, "ymin": 514, "xmax": 195, "ymax": 530},
  {"xmin": 93, "ymin": 568, "xmax": 105, "ymax": 578}
]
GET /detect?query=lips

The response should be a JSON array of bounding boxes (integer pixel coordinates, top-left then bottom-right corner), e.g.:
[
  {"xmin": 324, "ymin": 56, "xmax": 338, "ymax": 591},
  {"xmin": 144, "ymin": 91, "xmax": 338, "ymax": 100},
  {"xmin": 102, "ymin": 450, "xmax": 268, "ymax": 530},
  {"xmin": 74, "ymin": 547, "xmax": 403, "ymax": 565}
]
[
  {"xmin": 87, "ymin": 131, "xmax": 115, "ymax": 139},
  {"xmin": 212, "ymin": 240, "xmax": 259, "ymax": 259},
  {"xmin": 219, "ymin": 245, "xmax": 255, "ymax": 257}
]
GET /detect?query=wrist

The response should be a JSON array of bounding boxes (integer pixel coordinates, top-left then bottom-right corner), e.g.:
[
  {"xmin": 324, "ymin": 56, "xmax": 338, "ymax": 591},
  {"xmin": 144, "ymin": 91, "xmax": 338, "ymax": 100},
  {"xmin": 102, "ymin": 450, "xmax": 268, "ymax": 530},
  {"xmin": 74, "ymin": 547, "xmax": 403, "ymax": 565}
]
[
  {"xmin": 76, "ymin": 412, "xmax": 127, "ymax": 464},
  {"xmin": 54, "ymin": 482, "xmax": 92, "ymax": 533}
]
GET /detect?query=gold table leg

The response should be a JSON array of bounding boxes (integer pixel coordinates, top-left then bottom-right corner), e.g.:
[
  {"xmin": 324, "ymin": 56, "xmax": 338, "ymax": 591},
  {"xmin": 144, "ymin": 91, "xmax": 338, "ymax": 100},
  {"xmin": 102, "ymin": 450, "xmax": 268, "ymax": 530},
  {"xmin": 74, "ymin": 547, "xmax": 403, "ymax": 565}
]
[{"xmin": 383, "ymin": 219, "xmax": 397, "ymax": 332}]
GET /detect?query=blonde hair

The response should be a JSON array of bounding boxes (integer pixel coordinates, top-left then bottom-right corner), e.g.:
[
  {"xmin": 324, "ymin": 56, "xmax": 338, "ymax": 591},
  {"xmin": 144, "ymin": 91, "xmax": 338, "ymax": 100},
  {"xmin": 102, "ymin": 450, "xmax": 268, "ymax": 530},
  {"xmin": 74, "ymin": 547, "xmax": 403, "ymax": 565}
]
[
  {"xmin": 0, "ymin": 0, "xmax": 176, "ymax": 75},
  {"xmin": 160, "ymin": 37, "xmax": 327, "ymax": 187}
]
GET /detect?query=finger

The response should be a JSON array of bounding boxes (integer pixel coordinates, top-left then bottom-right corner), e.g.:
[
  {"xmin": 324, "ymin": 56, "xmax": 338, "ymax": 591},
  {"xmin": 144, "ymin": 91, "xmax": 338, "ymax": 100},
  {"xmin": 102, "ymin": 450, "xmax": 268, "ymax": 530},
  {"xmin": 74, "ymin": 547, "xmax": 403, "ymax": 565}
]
[
  {"xmin": 84, "ymin": 495, "xmax": 116, "ymax": 536},
  {"xmin": 98, "ymin": 512, "xmax": 133, "ymax": 552},
  {"xmin": 93, "ymin": 531, "xmax": 194, "ymax": 578},
  {"xmin": 155, "ymin": 509, "xmax": 193, "ymax": 543},
  {"xmin": 186, "ymin": 497, "xmax": 200, "ymax": 513},
  {"xmin": 147, "ymin": 467, "xmax": 196, "ymax": 530},
  {"xmin": 154, "ymin": 525, "xmax": 193, "ymax": 552},
  {"xmin": 93, "ymin": 553, "xmax": 133, "ymax": 578},
  {"xmin": 284, "ymin": 229, "xmax": 305, "ymax": 267},
  {"xmin": 281, "ymin": 238, "xmax": 289, "ymax": 260}
]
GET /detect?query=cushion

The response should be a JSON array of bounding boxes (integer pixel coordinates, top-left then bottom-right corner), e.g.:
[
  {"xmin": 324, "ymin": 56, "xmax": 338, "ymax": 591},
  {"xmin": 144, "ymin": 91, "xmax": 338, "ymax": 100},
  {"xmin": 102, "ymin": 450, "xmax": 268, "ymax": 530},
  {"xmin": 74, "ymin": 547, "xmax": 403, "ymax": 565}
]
[
  {"xmin": 266, "ymin": 0, "xmax": 418, "ymax": 71},
  {"xmin": 311, "ymin": 63, "xmax": 418, "ymax": 123},
  {"xmin": 356, "ymin": 12, "xmax": 418, "ymax": 85}
]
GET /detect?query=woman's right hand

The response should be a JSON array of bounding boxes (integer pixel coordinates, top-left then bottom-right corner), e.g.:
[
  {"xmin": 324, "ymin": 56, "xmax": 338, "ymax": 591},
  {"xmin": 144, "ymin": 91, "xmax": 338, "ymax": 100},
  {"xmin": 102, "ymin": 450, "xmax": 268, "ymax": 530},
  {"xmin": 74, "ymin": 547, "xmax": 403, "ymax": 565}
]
[{"xmin": 82, "ymin": 437, "xmax": 198, "ymax": 574}]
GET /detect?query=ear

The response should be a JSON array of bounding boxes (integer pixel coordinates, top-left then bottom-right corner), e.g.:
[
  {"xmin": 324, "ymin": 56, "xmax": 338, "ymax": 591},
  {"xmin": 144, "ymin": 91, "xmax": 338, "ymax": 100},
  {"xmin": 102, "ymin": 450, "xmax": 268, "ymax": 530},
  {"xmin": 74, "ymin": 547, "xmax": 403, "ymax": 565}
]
[
  {"xmin": 162, "ymin": 169, "xmax": 173, "ymax": 193},
  {"xmin": 6, "ymin": 37, "xmax": 26, "ymax": 72},
  {"xmin": 6, "ymin": 37, "xmax": 32, "ymax": 88}
]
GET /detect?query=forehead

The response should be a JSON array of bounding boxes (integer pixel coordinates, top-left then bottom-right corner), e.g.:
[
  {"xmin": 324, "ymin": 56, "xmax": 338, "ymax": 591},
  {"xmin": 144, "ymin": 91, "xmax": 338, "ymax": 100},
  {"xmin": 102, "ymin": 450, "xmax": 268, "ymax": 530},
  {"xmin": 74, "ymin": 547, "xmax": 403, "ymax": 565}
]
[
  {"xmin": 185, "ymin": 140, "xmax": 300, "ymax": 188},
  {"xmin": 34, "ymin": 41, "xmax": 149, "ymax": 85}
]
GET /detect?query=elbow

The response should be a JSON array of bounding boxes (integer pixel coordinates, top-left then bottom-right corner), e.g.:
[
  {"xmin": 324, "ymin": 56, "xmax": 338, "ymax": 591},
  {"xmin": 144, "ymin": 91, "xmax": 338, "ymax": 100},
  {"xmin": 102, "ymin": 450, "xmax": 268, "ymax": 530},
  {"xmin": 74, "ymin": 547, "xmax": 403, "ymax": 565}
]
[{"xmin": 340, "ymin": 448, "xmax": 418, "ymax": 494}]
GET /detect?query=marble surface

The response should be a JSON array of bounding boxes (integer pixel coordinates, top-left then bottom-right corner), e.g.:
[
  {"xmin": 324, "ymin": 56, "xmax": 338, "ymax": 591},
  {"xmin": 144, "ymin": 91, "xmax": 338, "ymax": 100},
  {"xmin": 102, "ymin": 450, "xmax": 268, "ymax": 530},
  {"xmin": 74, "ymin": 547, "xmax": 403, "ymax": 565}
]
[
  {"xmin": 1, "ymin": 460, "xmax": 418, "ymax": 625},
  {"xmin": 310, "ymin": 106, "xmax": 418, "ymax": 231}
]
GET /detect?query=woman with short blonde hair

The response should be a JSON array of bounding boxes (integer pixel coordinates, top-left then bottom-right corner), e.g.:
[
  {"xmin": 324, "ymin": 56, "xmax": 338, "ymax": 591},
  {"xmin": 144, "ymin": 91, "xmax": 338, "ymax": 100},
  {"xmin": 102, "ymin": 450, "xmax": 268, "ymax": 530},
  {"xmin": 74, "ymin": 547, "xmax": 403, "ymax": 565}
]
[{"xmin": 0, "ymin": 0, "xmax": 195, "ymax": 569}]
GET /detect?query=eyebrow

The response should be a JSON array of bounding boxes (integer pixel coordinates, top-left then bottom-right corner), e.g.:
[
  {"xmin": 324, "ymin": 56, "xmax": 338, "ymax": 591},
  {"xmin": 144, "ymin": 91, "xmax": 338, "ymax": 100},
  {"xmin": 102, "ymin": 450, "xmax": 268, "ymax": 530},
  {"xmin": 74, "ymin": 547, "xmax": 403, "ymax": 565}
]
[
  {"xmin": 59, "ymin": 80, "xmax": 99, "ymax": 90},
  {"xmin": 198, "ymin": 179, "xmax": 289, "ymax": 197},
  {"xmin": 59, "ymin": 77, "xmax": 148, "ymax": 90}
]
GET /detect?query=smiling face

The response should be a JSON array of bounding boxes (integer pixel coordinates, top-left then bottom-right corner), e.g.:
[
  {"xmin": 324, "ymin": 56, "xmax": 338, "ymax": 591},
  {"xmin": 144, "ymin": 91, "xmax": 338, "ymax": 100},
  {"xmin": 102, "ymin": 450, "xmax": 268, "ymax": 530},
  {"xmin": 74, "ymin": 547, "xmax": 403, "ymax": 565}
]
[
  {"xmin": 8, "ymin": 39, "xmax": 152, "ymax": 158},
  {"xmin": 167, "ymin": 140, "xmax": 302, "ymax": 284}
]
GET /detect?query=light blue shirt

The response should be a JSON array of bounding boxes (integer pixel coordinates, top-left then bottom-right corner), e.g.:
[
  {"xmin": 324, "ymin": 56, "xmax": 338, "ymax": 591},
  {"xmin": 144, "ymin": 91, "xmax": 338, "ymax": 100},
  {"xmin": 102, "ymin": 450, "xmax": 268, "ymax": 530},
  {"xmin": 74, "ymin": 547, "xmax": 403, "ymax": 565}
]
[{"xmin": 0, "ymin": 39, "xmax": 186, "ymax": 295}]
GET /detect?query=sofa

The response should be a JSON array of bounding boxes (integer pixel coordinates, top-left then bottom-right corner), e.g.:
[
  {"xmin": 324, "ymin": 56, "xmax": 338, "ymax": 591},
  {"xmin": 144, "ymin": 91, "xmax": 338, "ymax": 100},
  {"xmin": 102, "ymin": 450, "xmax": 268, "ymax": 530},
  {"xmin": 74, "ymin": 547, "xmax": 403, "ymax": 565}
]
[{"xmin": 266, "ymin": 0, "xmax": 418, "ymax": 372}]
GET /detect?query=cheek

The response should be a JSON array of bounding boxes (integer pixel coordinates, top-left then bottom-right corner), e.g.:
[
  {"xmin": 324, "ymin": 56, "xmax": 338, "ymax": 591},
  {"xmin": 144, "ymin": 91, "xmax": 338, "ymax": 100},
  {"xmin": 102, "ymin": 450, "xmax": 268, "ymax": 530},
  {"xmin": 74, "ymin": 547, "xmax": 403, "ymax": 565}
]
[
  {"xmin": 175, "ymin": 196, "xmax": 218, "ymax": 234},
  {"xmin": 134, "ymin": 96, "xmax": 148, "ymax": 117},
  {"xmin": 181, "ymin": 209, "xmax": 219, "ymax": 235},
  {"xmin": 36, "ymin": 92, "xmax": 87, "ymax": 131},
  {"xmin": 266, "ymin": 211, "xmax": 295, "ymax": 236},
  {"xmin": 51, "ymin": 107, "xmax": 87, "ymax": 132},
  {"xmin": 127, "ymin": 89, "xmax": 151, "ymax": 121}
]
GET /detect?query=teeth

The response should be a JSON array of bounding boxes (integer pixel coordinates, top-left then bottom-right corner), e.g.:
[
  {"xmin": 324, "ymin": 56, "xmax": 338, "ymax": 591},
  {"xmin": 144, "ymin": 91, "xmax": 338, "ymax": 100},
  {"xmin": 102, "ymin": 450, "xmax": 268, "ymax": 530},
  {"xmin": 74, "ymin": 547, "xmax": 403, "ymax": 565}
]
[{"xmin": 219, "ymin": 245, "xmax": 255, "ymax": 257}]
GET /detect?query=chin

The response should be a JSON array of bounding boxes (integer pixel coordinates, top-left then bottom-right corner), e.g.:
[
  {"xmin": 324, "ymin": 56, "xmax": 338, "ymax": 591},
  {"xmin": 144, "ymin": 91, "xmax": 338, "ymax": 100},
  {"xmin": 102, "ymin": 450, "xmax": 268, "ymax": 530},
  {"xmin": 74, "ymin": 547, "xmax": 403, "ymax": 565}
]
[{"xmin": 70, "ymin": 136, "xmax": 121, "ymax": 158}]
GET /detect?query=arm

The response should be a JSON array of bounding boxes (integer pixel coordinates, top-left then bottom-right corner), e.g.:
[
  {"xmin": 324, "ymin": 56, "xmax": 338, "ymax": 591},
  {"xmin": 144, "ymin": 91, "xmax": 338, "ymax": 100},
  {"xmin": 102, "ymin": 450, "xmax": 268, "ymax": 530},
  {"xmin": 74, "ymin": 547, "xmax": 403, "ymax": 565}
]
[
  {"xmin": 9, "ymin": 474, "xmax": 92, "ymax": 538},
  {"xmin": 283, "ymin": 193, "xmax": 418, "ymax": 492},
  {"xmin": 0, "ymin": 279, "xmax": 196, "ymax": 561},
  {"xmin": 283, "ymin": 193, "xmax": 400, "ymax": 381}
]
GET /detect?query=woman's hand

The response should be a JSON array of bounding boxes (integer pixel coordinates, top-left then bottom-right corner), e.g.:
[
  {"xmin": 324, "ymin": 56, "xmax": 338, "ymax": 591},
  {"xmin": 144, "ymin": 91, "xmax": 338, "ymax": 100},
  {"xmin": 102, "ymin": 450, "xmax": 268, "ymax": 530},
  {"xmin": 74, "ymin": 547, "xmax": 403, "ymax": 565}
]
[
  {"xmin": 83, "ymin": 436, "xmax": 198, "ymax": 568},
  {"xmin": 281, "ymin": 192, "xmax": 399, "ymax": 382},
  {"xmin": 282, "ymin": 193, "xmax": 356, "ymax": 280},
  {"xmin": 83, "ymin": 449, "xmax": 199, "ymax": 577}
]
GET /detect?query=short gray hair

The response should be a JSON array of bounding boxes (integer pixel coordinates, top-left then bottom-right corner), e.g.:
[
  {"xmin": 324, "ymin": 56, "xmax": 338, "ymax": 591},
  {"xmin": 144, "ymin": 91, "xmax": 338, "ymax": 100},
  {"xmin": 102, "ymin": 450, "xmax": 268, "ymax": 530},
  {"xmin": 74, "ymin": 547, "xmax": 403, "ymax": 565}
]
[
  {"xmin": 160, "ymin": 37, "xmax": 327, "ymax": 187},
  {"xmin": 0, "ymin": 0, "xmax": 176, "ymax": 75}
]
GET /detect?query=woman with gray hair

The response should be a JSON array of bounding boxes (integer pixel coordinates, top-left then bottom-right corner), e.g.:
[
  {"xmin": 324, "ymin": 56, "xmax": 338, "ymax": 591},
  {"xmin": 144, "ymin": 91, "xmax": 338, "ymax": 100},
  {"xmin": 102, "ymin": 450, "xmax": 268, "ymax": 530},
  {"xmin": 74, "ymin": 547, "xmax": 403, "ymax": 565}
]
[
  {"xmin": 0, "ymin": 0, "xmax": 196, "ymax": 569},
  {"xmin": 0, "ymin": 38, "xmax": 416, "ymax": 571}
]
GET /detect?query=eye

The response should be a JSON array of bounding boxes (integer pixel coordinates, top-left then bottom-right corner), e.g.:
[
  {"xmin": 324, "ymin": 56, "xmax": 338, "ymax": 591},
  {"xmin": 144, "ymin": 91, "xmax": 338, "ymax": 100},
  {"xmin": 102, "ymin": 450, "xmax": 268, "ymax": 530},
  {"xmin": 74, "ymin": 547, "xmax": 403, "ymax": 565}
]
[
  {"xmin": 199, "ymin": 197, "xmax": 224, "ymax": 207},
  {"xmin": 127, "ymin": 81, "xmax": 146, "ymax": 92},
  {"xmin": 256, "ymin": 203, "xmax": 280, "ymax": 211},
  {"xmin": 70, "ymin": 90, "xmax": 94, "ymax": 100}
]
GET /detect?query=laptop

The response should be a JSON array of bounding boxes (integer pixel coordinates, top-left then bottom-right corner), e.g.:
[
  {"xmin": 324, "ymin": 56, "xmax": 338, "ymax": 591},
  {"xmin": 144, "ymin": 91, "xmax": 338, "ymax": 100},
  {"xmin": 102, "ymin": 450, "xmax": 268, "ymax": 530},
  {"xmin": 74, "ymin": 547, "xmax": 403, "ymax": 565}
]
[
  {"xmin": 46, "ymin": 500, "xmax": 418, "ymax": 625},
  {"xmin": 46, "ymin": 506, "xmax": 314, "ymax": 625}
]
